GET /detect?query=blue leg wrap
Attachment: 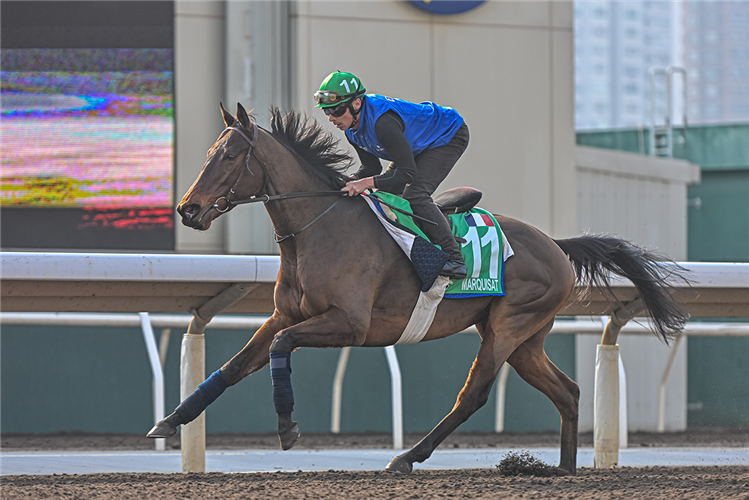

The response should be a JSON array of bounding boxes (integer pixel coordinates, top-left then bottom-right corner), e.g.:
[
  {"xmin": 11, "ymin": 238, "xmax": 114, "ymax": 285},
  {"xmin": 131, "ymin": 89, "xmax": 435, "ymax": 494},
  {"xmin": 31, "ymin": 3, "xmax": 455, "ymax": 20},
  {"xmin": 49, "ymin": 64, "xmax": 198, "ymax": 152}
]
[
  {"xmin": 175, "ymin": 369, "xmax": 228, "ymax": 423},
  {"xmin": 270, "ymin": 351, "xmax": 294, "ymax": 413}
]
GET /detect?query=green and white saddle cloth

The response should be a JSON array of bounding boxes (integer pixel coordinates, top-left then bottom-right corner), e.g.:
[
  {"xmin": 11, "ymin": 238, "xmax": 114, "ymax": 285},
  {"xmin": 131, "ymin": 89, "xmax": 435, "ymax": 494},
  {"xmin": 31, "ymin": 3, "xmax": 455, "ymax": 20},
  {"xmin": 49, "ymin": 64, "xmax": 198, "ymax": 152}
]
[{"xmin": 365, "ymin": 191, "xmax": 513, "ymax": 299}]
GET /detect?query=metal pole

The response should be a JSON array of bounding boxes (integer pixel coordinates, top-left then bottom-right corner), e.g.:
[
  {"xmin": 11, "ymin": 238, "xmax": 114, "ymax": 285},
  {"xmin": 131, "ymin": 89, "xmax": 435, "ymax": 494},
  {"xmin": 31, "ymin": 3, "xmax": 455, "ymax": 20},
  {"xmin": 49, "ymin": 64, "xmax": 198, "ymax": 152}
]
[
  {"xmin": 139, "ymin": 313, "xmax": 165, "ymax": 451},
  {"xmin": 494, "ymin": 364, "xmax": 511, "ymax": 433},
  {"xmin": 331, "ymin": 347, "xmax": 351, "ymax": 434},
  {"xmin": 618, "ymin": 352, "xmax": 628, "ymax": 449},
  {"xmin": 657, "ymin": 334, "xmax": 684, "ymax": 432},
  {"xmin": 384, "ymin": 346, "xmax": 404, "ymax": 450}
]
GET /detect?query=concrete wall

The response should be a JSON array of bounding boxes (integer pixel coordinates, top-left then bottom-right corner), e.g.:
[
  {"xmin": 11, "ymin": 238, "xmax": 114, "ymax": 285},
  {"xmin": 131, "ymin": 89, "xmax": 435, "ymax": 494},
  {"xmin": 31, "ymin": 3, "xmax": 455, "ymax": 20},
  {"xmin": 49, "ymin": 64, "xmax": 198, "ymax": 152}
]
[
  {"xmin": 175, "ymin": 0, "xmax": 577, "ymax": 254},
  {"xmin": 174, "ymin": 1, "xmax": 227, "ymax": 254},
  {"xmin": 573, "ymin": 146, "xmax": 701, "ymax": 432},
  {"xmin": 576, "ymin": 146, "xmax": 701, "ymax": 261}
]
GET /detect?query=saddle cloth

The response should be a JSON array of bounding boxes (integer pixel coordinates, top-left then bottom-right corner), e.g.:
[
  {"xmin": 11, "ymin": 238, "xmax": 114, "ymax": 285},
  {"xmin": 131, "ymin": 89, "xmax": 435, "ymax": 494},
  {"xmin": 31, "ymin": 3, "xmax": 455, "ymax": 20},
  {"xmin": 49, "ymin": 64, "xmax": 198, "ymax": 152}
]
[{"xmin": 365, "ymin": 191, "xmax": 513, "ymax": 297}]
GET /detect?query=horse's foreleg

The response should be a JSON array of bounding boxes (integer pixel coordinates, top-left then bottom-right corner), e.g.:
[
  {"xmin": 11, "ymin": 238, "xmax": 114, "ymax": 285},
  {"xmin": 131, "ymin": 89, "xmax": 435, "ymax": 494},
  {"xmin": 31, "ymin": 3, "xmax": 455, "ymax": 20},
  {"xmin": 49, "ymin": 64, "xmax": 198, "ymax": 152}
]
[
  {"xmin": 506, "ymin": 322, "xmax": 580, "ymax": 474},
  {"xmin": 386, "ymin": 325, "xmax": 506, "ymax": 473},
  {"xmin": 268, "ymin": 306, "xmax": 367, "ymax": 450},
  {"xmin": 146, "ymin": 314, "xmax": 287, "ymax": 439}
]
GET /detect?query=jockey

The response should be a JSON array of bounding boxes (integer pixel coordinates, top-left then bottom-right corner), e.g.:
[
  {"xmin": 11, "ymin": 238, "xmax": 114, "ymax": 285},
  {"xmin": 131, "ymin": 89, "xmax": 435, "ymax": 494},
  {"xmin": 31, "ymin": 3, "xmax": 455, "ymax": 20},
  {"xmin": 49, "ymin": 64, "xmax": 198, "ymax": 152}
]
[{"xmin": 314, "ymin": 70, "xmax": 469, "ymax": 280}]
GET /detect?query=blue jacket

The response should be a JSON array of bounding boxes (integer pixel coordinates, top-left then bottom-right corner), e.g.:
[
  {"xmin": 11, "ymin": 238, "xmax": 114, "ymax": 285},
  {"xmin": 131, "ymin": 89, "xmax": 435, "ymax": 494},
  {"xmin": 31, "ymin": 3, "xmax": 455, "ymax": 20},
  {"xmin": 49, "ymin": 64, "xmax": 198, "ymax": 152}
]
[{"xmin": 345, "ymin": 94, "xmax": 463, "ymax": 160}]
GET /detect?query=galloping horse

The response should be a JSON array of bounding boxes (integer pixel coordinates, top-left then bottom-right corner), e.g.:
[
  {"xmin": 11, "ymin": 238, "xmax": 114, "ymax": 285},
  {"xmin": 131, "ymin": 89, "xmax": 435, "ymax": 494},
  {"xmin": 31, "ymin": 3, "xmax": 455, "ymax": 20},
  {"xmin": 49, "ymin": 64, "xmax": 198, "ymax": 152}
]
[{"xmin": 147, "ymin": 104, "xmax": 688, "ymax": 474}]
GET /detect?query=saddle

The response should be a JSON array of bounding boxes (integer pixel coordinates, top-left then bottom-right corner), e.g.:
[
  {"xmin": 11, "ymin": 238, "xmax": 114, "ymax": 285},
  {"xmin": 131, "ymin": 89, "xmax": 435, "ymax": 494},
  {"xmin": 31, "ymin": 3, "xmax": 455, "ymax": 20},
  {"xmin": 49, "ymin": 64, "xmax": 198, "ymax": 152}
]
[{"xmin": 434, "ymin": 187, "xmax": 482, "ymax": 215}]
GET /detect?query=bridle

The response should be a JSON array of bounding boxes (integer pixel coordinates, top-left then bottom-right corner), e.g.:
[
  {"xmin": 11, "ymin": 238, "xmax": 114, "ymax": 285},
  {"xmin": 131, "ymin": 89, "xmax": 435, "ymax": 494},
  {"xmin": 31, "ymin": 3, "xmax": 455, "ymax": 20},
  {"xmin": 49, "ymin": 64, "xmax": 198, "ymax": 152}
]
[{"xmin": 194, "ymin": 121, "xmax": 346, "ymax": 242}]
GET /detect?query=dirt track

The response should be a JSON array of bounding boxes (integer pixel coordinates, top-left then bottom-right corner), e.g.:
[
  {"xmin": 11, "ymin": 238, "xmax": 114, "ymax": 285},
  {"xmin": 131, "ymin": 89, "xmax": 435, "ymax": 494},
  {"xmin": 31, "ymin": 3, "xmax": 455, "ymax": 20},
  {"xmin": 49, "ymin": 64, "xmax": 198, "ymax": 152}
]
[
  {"xmin": 3, "ymin": 467, "xmax": 749, "ymax": 499},
  {"xmin": 2, "ymin": 430, "xmax": 749, "ymax": 499}
]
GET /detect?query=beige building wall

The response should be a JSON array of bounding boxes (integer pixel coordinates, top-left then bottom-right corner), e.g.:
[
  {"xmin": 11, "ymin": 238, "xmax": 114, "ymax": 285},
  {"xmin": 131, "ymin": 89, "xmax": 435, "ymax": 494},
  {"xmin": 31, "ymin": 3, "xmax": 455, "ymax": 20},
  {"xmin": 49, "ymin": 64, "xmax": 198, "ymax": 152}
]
[{"xmin": 174, "ymin": 1, "xmax": 227, "ymax": 253}]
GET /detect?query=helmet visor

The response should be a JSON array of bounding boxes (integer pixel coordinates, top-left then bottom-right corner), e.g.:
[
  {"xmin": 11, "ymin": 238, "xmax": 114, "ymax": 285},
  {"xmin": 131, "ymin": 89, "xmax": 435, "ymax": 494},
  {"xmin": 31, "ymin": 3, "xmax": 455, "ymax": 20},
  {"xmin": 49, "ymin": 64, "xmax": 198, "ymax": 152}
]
[{"xmin": 314, "ymin": 90, "xmax": 347, "ymax": 106}]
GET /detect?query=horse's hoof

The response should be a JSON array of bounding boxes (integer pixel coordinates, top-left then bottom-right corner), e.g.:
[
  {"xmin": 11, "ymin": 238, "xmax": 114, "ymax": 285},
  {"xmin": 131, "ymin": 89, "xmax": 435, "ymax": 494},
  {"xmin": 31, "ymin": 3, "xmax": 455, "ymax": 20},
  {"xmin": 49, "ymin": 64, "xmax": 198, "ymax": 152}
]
[
  {"xmin": 279, "ymin": 422, "xmax": 300, "ymax": 450},
  {"xmin": 385, "ymin": 456, "xmax": 413, "ymax": 474},
  {"xmin": 146, "ymin": 422, "xmax": 177, "ymax": 439}
]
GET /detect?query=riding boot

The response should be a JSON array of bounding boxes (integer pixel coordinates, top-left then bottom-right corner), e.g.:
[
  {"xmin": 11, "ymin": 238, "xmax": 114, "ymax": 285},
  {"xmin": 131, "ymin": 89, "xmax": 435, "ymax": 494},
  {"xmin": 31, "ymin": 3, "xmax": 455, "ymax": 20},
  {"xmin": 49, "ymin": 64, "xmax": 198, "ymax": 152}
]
[{"xmin": 411, "ymin": 200, "xmax": 466, "ymax": 280}]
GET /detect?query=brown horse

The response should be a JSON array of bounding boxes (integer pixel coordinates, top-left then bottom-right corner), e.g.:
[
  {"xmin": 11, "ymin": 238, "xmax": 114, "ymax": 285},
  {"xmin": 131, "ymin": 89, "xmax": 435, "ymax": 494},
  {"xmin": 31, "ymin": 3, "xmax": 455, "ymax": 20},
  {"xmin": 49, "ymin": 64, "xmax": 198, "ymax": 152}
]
[{"xmin": 147, "ymin": 103, "xmax": 688, "ymax": 474}]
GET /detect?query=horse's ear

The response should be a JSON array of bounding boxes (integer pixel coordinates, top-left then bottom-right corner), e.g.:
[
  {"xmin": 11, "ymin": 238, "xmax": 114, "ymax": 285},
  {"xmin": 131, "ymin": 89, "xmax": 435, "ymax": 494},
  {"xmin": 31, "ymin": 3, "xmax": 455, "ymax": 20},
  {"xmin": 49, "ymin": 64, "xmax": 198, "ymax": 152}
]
[
  {"xmin": 236, "ymin": 103, "xmax": 250, "ymax": 128},
  {"xmin": 220, "ymin": 102, "xmax": 235, "ymax": 127}
]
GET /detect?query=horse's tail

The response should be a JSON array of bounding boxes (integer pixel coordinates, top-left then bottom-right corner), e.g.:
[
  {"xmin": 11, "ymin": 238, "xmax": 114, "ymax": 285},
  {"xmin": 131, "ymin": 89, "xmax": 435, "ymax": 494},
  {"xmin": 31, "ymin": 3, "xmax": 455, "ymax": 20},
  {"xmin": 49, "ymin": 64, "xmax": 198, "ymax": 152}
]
[{"xmin": 553, "ymin": 234, "xmax": 690, "ymax": 343}]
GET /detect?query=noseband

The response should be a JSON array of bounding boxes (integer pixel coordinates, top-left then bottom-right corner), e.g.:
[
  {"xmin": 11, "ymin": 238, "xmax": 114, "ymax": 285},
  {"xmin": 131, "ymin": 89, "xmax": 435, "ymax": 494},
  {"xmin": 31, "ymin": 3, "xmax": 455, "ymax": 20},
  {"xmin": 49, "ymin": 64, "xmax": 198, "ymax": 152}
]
[{"xmin": 196, "ymin": 121, "xmax": 346, "ymax": 242}]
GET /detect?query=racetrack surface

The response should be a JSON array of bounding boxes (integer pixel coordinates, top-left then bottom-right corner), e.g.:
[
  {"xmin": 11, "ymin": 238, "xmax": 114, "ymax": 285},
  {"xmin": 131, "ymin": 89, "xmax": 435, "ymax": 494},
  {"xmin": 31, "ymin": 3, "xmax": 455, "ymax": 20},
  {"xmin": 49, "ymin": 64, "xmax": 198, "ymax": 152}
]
[
  {"xmin": 2, "ymin": 430, "xmax": 748, "ymax": 499},
  {"xmin": 3, "ymin": 467, "xmax": 748, "ymax": 499}
]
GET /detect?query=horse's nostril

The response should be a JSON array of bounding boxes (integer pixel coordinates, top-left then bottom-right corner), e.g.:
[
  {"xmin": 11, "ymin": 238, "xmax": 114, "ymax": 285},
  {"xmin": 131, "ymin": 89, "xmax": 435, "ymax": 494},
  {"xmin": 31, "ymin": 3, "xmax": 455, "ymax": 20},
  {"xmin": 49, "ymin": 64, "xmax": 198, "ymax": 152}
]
[{"xmin": 180, "ymin": 203, "xmax": 201, "ymax": 220}]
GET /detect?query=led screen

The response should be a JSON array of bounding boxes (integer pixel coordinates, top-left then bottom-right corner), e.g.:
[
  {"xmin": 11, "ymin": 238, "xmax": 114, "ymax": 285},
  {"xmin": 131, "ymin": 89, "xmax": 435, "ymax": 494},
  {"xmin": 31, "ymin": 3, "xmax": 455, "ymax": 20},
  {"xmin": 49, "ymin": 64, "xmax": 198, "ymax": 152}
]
[{"xmin": 1, "ymin": 1, "xmax": 174, "ymax": 250}]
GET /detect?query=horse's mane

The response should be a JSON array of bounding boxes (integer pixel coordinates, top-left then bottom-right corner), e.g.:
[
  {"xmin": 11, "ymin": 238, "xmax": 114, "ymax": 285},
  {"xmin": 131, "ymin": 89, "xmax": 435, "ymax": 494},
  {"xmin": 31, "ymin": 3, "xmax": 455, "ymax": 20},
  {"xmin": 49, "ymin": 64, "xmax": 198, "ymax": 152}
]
[{"xmin": 269, "ymin": 108, "xmax": 354, "ymax": 189}]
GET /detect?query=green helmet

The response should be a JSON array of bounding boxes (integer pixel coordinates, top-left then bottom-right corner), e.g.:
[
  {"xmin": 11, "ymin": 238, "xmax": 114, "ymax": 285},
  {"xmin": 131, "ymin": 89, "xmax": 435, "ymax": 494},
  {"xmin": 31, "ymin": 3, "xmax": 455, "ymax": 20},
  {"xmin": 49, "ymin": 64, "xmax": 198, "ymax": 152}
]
[{"xmin": 314, "ymin": 71, "xmax": 366, "ymax": 108}]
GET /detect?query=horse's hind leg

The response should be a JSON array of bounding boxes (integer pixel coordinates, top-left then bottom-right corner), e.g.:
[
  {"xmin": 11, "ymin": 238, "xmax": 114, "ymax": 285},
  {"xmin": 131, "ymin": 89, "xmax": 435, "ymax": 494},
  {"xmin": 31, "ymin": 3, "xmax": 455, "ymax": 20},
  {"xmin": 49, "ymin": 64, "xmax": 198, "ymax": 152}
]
[
  {"xmin": 506, "ymin": 321, "xmax": 580, "ymax": 474},
  {"xmin": 146, "ymin": 314, "xmax": 287, "ymax": 439},
  {"xmin": 385, "ymin": 322, "xmax": 510, "ymax": 473}
]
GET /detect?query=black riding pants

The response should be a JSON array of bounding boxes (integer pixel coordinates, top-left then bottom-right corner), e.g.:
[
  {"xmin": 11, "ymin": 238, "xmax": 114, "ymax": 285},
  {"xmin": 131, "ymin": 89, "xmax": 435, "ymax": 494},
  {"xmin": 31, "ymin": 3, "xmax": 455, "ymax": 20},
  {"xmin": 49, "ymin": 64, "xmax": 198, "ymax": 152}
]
[{"xmin": 390, "ymin": 122, "xmax": 469, "ymax": 260}]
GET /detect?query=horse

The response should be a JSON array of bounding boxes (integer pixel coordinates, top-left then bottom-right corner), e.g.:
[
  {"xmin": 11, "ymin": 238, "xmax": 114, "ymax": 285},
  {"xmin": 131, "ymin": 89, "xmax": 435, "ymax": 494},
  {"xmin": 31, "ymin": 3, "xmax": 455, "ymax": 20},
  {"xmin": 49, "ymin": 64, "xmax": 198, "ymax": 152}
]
[{"xmin": 147, "ymin": 103, "xmax": 688, "ymax": 475}]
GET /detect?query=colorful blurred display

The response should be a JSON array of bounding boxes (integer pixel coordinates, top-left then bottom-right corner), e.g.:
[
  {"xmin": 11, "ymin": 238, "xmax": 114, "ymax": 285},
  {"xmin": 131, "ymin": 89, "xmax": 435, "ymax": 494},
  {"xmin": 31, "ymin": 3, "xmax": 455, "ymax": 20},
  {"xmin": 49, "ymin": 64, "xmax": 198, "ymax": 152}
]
[{"xmin": 1, "ymin": 47, "xmax": 175, "ymax": 249}]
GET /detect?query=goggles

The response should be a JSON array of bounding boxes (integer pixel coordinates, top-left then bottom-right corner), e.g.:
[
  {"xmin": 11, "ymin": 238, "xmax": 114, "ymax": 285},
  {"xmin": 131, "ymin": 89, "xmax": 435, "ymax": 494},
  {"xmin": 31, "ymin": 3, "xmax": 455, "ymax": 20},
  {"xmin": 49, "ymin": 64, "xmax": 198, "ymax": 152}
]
[
  {"xmin": 322, "ymin": 102, "xmax": 349, "ymax": 117},
  {"xmin": 314, "ymin": 90, "xmax": 347, "ymax": 106}
]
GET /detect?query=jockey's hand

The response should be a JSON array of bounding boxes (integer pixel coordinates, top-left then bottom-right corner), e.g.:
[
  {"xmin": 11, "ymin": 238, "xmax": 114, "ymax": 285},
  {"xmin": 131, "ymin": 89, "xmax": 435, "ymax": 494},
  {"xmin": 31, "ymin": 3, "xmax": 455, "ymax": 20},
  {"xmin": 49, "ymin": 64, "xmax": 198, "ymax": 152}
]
[{"xmin": 341, "ymin": 177, "xmax": 375, "ymax": 196}]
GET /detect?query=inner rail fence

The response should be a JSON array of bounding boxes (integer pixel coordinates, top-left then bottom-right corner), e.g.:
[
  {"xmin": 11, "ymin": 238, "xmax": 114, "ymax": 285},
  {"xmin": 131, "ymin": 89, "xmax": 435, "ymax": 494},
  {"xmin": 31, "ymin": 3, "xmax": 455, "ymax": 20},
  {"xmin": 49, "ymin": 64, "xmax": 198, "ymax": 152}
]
[{"xmin": 2, "ymin": 312, "xmax": 747, "ymax": 451}]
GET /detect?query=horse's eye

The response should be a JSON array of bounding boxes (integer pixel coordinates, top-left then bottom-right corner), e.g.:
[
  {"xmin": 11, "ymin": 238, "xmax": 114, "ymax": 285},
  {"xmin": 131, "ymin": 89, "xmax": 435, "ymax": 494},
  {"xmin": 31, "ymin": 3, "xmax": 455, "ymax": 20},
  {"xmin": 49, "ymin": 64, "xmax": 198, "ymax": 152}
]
[{"xmin": 225, "ymin": 154, "xmax": 236, "ymax": 160}]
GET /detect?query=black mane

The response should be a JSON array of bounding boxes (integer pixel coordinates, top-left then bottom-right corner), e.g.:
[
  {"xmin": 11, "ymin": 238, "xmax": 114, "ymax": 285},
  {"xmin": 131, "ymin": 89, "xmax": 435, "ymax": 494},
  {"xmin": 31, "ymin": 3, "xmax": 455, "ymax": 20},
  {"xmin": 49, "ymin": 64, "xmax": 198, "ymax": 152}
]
[{"xmin": 269, "ymin": 108, "xmax": 354, "ymax": 189}]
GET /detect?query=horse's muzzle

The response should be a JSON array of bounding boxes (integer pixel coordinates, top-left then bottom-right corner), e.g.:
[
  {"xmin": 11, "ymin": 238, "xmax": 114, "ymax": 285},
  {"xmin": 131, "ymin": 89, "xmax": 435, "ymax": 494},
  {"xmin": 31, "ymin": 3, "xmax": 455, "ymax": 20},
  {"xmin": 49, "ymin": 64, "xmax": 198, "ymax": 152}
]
[{"xmin": 177, "ymin": 203, "xmax": 207, "ymax": 229}]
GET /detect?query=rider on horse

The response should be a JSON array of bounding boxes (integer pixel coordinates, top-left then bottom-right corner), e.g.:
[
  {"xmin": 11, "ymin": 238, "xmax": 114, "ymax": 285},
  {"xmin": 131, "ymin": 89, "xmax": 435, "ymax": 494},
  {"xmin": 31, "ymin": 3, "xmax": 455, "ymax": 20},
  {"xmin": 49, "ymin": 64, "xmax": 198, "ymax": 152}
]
[{"xmin": 314, "ymin": 71, "xmax": 469, "ymax": 280}]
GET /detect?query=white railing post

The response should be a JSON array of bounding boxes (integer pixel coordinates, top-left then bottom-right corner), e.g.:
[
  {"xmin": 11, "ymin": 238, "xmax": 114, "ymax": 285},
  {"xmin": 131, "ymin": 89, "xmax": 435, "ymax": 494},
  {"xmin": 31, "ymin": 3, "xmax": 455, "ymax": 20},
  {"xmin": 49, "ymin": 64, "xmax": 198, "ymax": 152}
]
[
  {"xmin": 180, "ymin": 333, "xmax": 206, "ymax": 472},
  {"xmin": 494, "ymin": 364, "xmax": 511, "ymax": 433},
  {"xmin": 594, "ymin": 344, "xmax": 620, "ymax": 468},
  {"xmin": 139, "ymin": 312, "xmax": 165, "ymax": 451},
  {"xmin": 618, "ymin": 352, "xmax": 627, "ymax": 449},
  {"xmin": 383, "ymin": 346, "xmax": 404, "ymax": 450},
  {"xmin": 331, "ymin": 347, "xmax": 351, "ymax": 433},
  {"xmin": 658, "ymin": 334, "xmax": 684, "ymax": 432}
]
